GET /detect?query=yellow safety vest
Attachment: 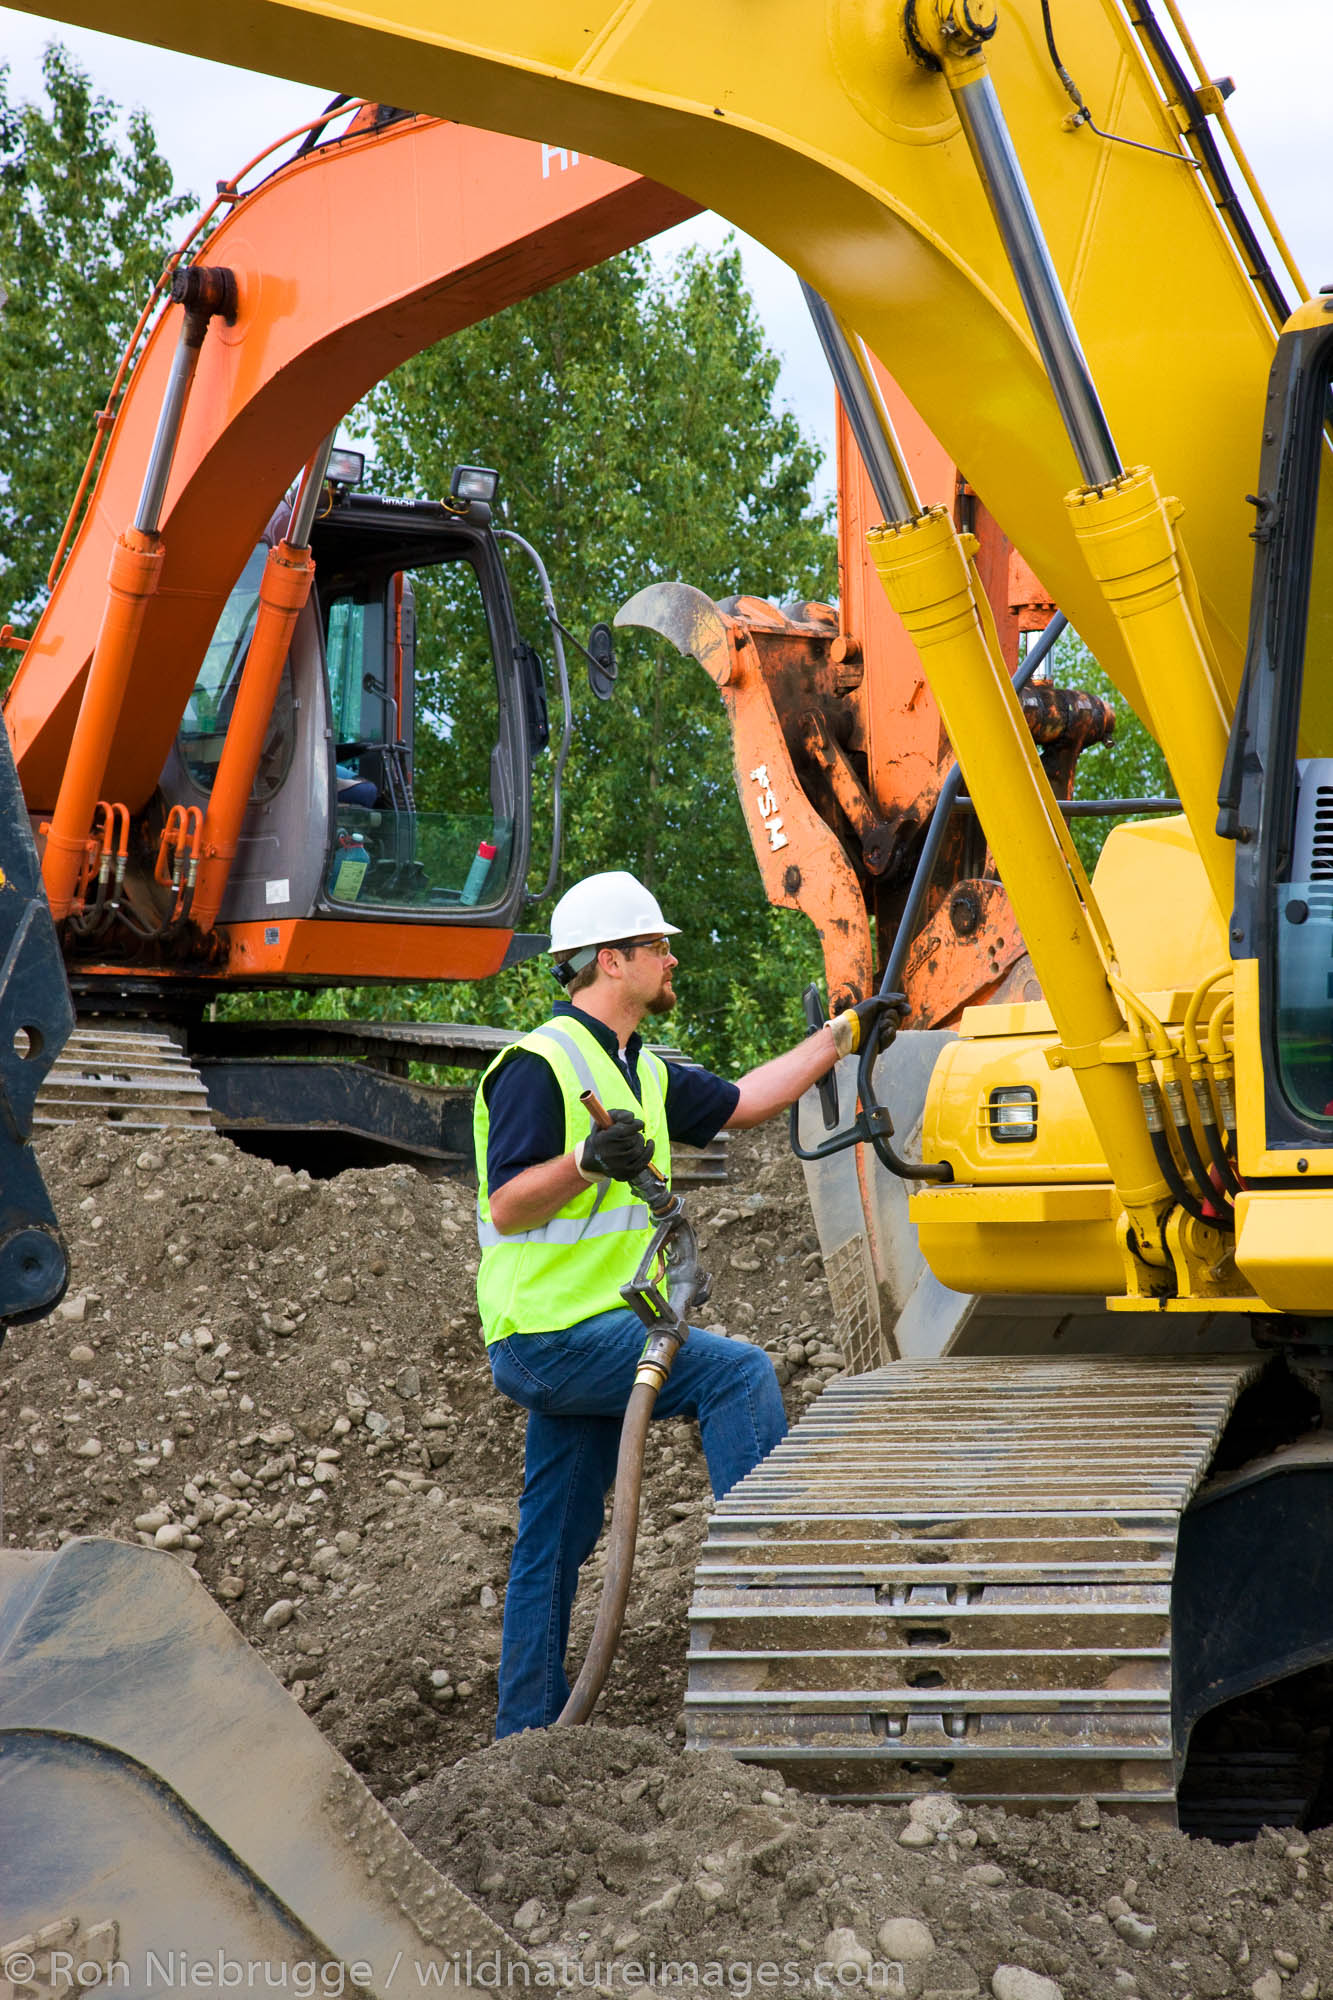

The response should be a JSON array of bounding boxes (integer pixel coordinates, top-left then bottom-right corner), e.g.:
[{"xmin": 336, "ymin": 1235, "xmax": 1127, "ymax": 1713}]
[{"xmin": 474, "ymin": 1015, "xmax": 672, "ymax": 1344}]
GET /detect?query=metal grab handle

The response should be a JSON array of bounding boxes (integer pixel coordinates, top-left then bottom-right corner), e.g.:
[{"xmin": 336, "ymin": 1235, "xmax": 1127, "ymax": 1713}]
[
  {"xmin": 496, "ymin": 528, "xmax": 573, "ymax": 906},
  {"xmin": 787, "ymin": 1003, "xmax": 951, "ymax": 1181},
  {"xmin": 787, "ymin": 1014, "xmax": 894, "ymax": 1165},
  {"xmin": 803, "ymin": 983, "xmax": 841, "ymax": 1130}
]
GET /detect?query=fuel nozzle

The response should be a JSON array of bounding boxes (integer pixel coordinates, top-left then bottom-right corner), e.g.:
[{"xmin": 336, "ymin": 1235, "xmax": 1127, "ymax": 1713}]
[{"xmin": 578, "ymin": 1086, "xmax": 708, "ymax": 1342}]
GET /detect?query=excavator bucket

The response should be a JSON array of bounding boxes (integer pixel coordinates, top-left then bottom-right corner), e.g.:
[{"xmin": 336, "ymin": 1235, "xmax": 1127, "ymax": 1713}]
[
  {"xmin": 0, "ymin": 1538, "xmax": 530, "ymax": 1990},
  {"xmin": 793, "ymin": 1035, "xmax": 965, "ymax": 1375}
]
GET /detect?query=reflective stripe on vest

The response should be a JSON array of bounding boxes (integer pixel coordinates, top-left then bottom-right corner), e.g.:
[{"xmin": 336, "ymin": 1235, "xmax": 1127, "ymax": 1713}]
[
  {"xmin": 476, "ymin": 1203, "xmax": 653, "ymax": 1249},
  {"xmin": 527, "ymin": 1020, "xmax": 597, "ymax": 1091},
  {"xmin": 473, "ymin": 1015, "xmax": 671, "ymax": 1345}
]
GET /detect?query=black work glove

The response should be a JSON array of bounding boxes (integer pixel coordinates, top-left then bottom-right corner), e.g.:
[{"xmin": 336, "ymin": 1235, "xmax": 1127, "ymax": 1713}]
[
  {"xmin": 576, "ymin": 1107, "xmax": 655, "ymax": 1183},
  {"xmin": 829, "ymin": 991, "xmax": 906, "ymax": 1059}
]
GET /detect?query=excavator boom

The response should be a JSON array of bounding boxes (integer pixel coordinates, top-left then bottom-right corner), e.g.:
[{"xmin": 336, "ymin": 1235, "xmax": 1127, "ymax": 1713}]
[{"xmin": 6, "ymin": 119, "xmax": 695, "ymax": 815}]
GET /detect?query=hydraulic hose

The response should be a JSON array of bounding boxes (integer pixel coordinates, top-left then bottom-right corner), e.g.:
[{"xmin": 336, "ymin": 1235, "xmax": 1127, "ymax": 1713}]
[
  {"xmin": 1182, "ymin": 968, "xmax": 1244, "ymax": 1199},
  {"xmin": 1111, "ymin": 974, "xmax": 1216, "ymax": 1226},
  {"xmin": 557, "ymin": 1374, "xmax": 659, "ymax": 1726},
  {"xmin": 1196, "ymin": 1098, "xmax": 1244, "ymax": 1202},
  {"xmin": 1149, "ymin": 1123, "xmax": 1214, "ymax": 1228},
  {"xmin": 556, "ymin": 1090, "xmax": 703, "ymax": 1726},
  {"xmin": 1160, "ymin": 1057, "xmax": 1224, "ymax": 1214}
]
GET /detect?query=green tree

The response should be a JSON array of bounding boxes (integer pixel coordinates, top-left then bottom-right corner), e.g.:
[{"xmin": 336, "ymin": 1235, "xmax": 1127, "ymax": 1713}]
[
  {"xmin": 320, "ymin": 245, "xmax": 836, "ymax": 1072},
  {"xmin": 0, "ymin": 44, "xmax": 192, "ymax": 629}
]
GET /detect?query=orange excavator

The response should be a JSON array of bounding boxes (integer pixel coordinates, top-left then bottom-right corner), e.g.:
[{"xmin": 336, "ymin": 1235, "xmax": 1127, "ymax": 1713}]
[
  {"xmin": 1, "ymin": 105, "xmax": 693, "ymax": 1165},
  {"xmin": 2, "ymin": 98, "xmax": 1096, "ymax": 1172}
]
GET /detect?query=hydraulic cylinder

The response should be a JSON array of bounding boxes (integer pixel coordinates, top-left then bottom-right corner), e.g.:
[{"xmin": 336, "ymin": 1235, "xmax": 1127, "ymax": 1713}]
[
  {"xmin": 1066, "ymin": 468, "xmax": 1234, "ymax": 921},
  {"xmin": 191, "ymin": 543, "xmax": 316, "ymax": 933},
  {"xmin": 39, "ymin": 267, "xmax": 235, "ymax": 923},
  {"xmin": 40, "ymin": 529, "xmax": 164, "ymax": 921},
  {"xmin": 868, "ymin": 505, "xmax": 1172, "ymax": 1264}
]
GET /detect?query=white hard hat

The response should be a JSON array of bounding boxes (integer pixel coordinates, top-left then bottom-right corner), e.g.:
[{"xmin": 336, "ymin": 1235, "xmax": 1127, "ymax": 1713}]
[{"xmin": 549, "ymin": 871, "xmax": 680, "ymax": 962}]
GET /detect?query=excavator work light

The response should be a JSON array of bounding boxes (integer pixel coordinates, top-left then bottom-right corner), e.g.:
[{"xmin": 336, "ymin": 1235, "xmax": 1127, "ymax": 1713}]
[
  {"xmin": 450, "ymin": 464, "xmax": 500, "ymax": 505},
  {"xmin": 988, "ymin": 1085, "xmax": 1038, "ymax": 1143},
  {"xmin": 326, "ymin": 447, "xmax": 365, "ymax": 488}
]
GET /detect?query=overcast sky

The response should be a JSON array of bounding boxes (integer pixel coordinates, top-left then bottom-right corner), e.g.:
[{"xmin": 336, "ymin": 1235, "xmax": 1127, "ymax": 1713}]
[{"xmin": 2, "ymin": 1, "xmax": 1329, "ymax": 505}]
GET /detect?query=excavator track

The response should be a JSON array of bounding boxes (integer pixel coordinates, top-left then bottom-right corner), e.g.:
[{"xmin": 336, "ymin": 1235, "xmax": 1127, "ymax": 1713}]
[
  {"xmin": 685, "ymin": 1357, "xmax": 1259, "ymax": 1819},
  {"xmin": 34, "ymin": 1026, "xmax": 213, "ymax": 1133}
]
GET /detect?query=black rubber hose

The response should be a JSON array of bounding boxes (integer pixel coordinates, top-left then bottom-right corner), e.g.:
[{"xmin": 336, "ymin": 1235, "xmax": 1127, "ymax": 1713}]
[
  {"xmin": 1038, "ymin": 0, "xmax": 1088, "ymax": 121},
  {"xmin": 1193, "ymin": 1078, "xmax": 1245, "ymax": 1199},
  {"xmin": 1150, "ymin": 1125, "xmax": 1213, "ymax": 1228},
  {"xmin": 1166, "ymin": 1081, "xmax": 1227, "ymax": 1215},
  {"xmin": 556, "ymin": 1379, "xmax": 658, "ymax": 1726}
]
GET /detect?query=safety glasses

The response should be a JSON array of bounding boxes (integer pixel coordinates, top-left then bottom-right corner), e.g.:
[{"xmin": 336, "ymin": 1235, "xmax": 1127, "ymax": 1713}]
[{"xmin": 607, "ymin": 935, "xmax": 674, "ymax": 958}]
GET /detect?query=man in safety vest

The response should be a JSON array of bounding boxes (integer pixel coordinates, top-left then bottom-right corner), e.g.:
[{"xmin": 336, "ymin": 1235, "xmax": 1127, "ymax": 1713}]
[{"xmin": 475, "ymin": 869, "xmax": 892, "ymax": 1737}]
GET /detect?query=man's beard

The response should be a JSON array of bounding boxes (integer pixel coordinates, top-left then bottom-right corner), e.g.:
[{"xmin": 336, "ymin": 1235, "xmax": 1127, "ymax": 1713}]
[{"xmin": 647, "ymin": 987, "xmax": 676, "ymax": 1016}]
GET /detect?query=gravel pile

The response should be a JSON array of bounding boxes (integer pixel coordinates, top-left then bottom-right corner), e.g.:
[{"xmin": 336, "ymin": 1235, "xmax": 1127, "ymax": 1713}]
[
  {"xmin": 400, "ymin": 1725, "xmax": 1333, "ymax": 2000},
  {"xmin": 0, "ymin": 1117, "xmax": 834, "ymax": 1791},
  {"xmin": 4, "ymin": 1115, "xmax": 1333, "ymax": 1996}
]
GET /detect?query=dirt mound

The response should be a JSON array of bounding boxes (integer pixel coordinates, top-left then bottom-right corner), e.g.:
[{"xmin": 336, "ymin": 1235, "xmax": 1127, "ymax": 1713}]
[
  {"xmin": 399, "ymin": 1725, "xmax": 1333, "ymax": 1998},
  {"xmin": 0, "ymin": 1118, "xmax": 835, "ymax": 1792}
]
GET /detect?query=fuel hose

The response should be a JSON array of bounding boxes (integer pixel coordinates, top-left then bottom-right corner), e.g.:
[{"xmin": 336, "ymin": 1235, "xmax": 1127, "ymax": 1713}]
[{"xmin": 556, "ymin": 1089, "xmax": 702, "ymax": 1725}]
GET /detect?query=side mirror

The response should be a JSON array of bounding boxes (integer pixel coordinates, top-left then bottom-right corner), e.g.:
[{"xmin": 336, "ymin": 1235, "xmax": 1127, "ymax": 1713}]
[{"xmin": 586, "ymin": 623, "xmax": 618, "ymax": 701}]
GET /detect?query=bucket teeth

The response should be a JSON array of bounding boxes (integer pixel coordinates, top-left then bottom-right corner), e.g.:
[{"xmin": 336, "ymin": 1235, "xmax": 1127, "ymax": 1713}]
[{"xmin": 685, "ymin": 1356, "xmax": 1258, "ymax": 1819}]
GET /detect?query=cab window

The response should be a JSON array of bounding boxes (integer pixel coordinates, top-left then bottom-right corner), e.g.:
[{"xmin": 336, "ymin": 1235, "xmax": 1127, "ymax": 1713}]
[
  {"xmin": 323, "ymin": 552, "xmax": 512, "ymax": 911},
  {"xmin": 177, "ymin": 543, "xmax": 296, "ymax": 802},
  {"xmin": 1273, "ymin": 376, "xmax": 1333, "ymax": 1122}
]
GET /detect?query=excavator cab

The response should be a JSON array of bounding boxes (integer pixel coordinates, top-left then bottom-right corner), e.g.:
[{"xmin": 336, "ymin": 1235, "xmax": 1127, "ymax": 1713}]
[
  {"xmin": 163, "ymin": 470, "xmax": 547, "ymax": 944},
  {"xmin": 1225, "ymin": 309, "xmax": 1333, "ymax": 1162},
  {"xmin": 311, "ymin": 483, "xmax": 531, "ymax": 917}
]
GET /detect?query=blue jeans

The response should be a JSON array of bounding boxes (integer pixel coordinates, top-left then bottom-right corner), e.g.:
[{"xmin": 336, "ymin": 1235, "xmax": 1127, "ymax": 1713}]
[{"xmin": 488, "ymin": 1307, "xmax": 788, "ymax": 1738}]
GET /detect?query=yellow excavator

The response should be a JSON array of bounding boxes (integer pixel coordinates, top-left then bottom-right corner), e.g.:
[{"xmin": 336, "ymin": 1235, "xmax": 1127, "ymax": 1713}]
[{"xmin": 4, "ymin": 0, "xmax": 1333, "ymax": 1964}]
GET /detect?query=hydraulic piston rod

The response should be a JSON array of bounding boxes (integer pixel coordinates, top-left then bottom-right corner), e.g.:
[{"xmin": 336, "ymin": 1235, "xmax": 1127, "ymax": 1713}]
[
  {"xmin": 903, "ymin": 1, "xmax": 1121, "ymax": 490},
  {"xmin": 40, "ymin": 267, "xmax": 237, "ymax": 922},
  {"xmin": 952, "ymin": 72, "xmax": 1122, "ymax": 488},
  {"xmin": 800, "ymin": 284, "xmax": 922, "ymax": 525},
  {"xmin": 134, "ymin": 269, "xmax": 238, "ymax": 533}
]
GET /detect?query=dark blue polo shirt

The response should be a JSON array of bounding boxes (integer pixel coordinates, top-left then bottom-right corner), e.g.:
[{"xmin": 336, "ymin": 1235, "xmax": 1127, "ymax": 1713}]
[{"xmin": 483, "ymin": 1001, "xmax": 740, "ymax": 1193}]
